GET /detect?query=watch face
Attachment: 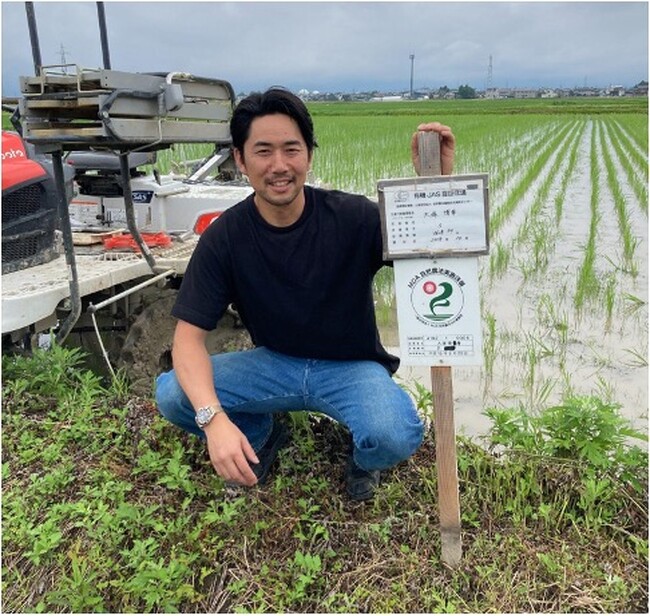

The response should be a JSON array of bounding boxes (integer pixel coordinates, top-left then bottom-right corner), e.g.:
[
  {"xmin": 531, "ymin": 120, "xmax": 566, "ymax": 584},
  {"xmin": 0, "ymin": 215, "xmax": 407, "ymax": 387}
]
[{"xmin": 197, "ymin": 408, "xmax": 212, "ymax": 427}]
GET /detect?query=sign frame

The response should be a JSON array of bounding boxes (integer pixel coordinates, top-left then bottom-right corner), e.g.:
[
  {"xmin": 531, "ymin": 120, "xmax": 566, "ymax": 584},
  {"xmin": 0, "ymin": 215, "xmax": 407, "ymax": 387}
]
[{"xmin": 377, "ymin": 173, "xmax": 489, "ymax": 261}]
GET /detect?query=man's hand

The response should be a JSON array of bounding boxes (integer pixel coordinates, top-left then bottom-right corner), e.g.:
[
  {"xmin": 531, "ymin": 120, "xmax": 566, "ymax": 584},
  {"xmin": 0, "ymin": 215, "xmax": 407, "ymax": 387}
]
[
  {"xmin": 411, "ymin": 122, "xmax": 456, "ymax": 176},
  {"xmin": 171, "ymin": 320, "xmax": 259, "ymax": 485},
  {"xmin": 204, "ymin": 413, "xmax": 260, "ymax": 486}
]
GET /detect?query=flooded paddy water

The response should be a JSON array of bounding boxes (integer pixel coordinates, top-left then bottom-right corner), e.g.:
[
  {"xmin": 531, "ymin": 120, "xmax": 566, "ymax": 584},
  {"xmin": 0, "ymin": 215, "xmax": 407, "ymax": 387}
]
[{"xmin": 311, "ymin": 104, "xmax": 648, "ymax": 441}]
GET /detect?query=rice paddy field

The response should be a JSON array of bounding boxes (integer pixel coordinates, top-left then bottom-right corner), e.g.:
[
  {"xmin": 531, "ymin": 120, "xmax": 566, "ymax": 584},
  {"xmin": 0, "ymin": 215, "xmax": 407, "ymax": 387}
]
[{"xmin": 305, "ymin": 97, "xmax": 648, "ymax": 439}]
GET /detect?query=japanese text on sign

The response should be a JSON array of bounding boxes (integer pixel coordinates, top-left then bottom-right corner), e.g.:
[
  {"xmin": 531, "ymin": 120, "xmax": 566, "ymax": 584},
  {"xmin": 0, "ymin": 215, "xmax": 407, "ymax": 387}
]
[{"xmin": 377, "ymin": 174, "xmax": 489, "ymax": 259}]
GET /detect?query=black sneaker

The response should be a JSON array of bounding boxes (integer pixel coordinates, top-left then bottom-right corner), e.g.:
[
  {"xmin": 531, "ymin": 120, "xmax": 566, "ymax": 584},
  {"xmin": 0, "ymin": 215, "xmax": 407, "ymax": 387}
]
[
  {"xmin": 345, "ymin": 454, "xmax": 380, "ymax": 501},
  {"xmin": 251, "ymin": 418, "xmax": 290, "ymax": 485},
  {"xmin": 224, "ymin": 419, "xmax": 289, "ymax": 492}
]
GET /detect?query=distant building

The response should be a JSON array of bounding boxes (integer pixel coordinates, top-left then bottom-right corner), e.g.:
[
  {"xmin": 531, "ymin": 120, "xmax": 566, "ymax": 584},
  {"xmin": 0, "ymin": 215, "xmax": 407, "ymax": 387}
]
[
  {"xmin": 369, "ymin": 95, "xmax": 403, "ymax": 102},
  {"xmin": 605, "ymin": 85, "xmax": 626, "ymax": 97},
  {"xmin": 628, "ymin": 81, "xmax": 648, "ymax": 96}
]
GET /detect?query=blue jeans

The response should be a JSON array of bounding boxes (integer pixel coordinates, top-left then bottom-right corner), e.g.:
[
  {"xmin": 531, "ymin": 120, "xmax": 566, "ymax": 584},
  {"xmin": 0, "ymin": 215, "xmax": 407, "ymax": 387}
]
[{"xmin": 155, "ymin": 347, "xmax": 424, "ymax": 472}]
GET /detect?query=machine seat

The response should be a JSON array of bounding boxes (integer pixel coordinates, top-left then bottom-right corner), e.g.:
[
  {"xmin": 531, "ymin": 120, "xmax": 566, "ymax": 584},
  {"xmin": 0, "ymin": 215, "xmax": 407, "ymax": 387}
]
[{"xmin": 66, "ymin": 150, "xmax": 156, "ymax": 173}]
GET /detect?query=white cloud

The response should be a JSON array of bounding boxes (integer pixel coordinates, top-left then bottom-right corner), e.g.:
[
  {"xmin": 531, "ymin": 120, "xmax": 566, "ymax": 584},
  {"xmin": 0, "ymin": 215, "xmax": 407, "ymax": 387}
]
[{"xmin": 2, "ymin": 1, "xmax": 647, "ymax": 95}]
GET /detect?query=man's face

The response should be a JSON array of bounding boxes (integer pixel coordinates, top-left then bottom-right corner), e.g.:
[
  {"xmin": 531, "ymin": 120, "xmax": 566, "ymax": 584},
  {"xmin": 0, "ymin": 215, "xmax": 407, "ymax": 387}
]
[{"xmin": 234, "ymin": 113, "xmax": 312, "ymax": 218}]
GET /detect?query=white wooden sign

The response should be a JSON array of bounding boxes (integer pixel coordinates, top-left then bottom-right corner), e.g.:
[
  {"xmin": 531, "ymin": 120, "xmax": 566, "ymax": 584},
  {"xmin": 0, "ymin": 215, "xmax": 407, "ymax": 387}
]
[
  {"xmin": 378, "ymin": 174, "xmax": 489, "ymax": 260},
  {"xmin": 393, "ymin": 257, "xmax": 482, "ymax": 366}
]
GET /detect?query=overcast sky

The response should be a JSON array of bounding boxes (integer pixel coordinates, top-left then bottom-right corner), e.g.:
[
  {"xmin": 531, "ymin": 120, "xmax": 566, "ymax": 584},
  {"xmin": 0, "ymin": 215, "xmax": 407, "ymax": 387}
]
[{"xmin": 2, "ymin": 1, "xmax": 648, "ymax": 96}]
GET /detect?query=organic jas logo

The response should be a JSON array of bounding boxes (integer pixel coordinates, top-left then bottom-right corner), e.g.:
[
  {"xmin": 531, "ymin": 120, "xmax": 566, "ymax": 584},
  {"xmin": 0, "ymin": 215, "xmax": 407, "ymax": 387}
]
[{"xmin": 408, "ymin": 267, "xmax": 465, "ymax": 327}]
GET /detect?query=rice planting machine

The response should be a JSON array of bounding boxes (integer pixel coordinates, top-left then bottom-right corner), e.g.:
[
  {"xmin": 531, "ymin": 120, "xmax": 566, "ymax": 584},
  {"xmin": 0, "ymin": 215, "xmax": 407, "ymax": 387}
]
[{"xmin": 2, "ymin": 2, "xmax": 254, "ymax": 393}]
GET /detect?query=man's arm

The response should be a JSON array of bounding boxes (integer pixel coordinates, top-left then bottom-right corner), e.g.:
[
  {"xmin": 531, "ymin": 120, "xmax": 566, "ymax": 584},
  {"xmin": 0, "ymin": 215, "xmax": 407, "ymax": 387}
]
[
  {"xmin": 411, "ymin": 122, "xmax": 456, "ymax": 176},
  {"xmin": 172, "ymin": 319, "xmax": 259, "ymax": 486}
]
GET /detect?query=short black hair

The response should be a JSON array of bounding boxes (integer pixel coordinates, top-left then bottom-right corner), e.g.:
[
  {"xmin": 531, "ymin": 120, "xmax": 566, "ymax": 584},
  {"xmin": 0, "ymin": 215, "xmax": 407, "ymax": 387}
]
[{"xmin": 230, "ymin": 87, "xmax": 317, "ymax": 154}]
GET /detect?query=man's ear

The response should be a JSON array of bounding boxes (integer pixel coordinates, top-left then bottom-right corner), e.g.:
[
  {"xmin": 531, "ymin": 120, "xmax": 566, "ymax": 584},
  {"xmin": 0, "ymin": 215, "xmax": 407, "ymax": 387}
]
[{"xmin": 233, "ymin": 148, "xmax": 246, "ymax": 174}]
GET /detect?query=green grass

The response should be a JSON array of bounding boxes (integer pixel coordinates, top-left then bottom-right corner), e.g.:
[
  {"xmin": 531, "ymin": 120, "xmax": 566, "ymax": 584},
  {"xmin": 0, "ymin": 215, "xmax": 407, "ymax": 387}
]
[
  {"xmin": 2, "ymin": 345, "xmax": 647, "ymax": 613},
  {"xmin": 3, "ymin": 111, "xmax": 16, "ymax": 131}
]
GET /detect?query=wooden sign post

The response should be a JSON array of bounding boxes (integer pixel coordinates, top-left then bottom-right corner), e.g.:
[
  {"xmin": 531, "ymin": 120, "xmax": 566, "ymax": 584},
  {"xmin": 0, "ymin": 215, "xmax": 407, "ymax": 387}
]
[
  {"xmin": 419, "ymin": 132, "xmax": 461, "ymax": 566},
  {"xmin": 431, "ymin": 363, "xmax": 461, "ymax": 565},
  {"xmin": 377, "ymin": 131, "xmax": 489, "ymax": 567}
]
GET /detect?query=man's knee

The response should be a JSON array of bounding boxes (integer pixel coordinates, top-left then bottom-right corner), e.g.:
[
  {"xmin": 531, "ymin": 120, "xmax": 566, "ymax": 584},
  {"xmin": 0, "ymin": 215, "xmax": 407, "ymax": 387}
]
[
  {"xmin": 383, "ymin": 417, "xmax": 424, "ymax": 459},
  {"xmin": 356, "ymin": 411, "xmax": 424, "ymax": 469}
]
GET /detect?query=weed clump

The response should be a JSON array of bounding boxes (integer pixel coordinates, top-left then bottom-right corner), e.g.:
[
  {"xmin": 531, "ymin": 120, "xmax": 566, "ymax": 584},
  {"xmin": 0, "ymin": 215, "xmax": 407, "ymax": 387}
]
[{"xmin": 2, "ymin": 346, "xmax": 648, "ymax": 613}]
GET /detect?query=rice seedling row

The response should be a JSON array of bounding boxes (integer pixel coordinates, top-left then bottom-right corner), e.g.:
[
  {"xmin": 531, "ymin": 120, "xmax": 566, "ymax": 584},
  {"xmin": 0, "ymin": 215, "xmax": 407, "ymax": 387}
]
[
  {"xmin": 604, "ymin": 118, "xmax": 649, "ymax": 214},
  {"xmin": 599, "ymin": 124, "xmax": 640, "ymax": 270},
  {"xmin": 514, "ymin": 122, "xmax": 586, "ymax": 279},
  {"xmin": 553, "ymin": 120, "xmax": 583, "ymax": 224},
  {"xmin": 612, "ymin": 114, "xmax": 649, "ymax": 161},
  {"xmin": 574, "ymin": 121, "xmax": 602, "ymax": 311},
  {"xmin": 488, "ymin": 120, "xmax": 576, "ymax": 238},
  {"xmin": 484, "ymin": 119, "xmax": 580, "ymax": 279}
]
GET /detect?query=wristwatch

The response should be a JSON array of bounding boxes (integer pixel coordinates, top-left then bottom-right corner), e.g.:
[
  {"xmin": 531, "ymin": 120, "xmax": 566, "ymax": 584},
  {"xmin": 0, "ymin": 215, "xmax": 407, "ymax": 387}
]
[{"xmin": 195, "ymin": 404, "xmax": 223, "ymax": 429}]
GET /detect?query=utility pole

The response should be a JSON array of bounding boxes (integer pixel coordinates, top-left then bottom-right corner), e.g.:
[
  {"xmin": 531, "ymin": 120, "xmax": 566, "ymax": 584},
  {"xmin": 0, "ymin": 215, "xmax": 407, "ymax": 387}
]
[
  {"xmin": 409, "ymin": 53, "xmax": 415, "ymax": 99},
  {"xmin": 59, "ymin": 43, "xmax": 69, "ymax": 73},
  {"xmin": 486, "ymin": 54, "xmax": 493, "ymax": 96}
]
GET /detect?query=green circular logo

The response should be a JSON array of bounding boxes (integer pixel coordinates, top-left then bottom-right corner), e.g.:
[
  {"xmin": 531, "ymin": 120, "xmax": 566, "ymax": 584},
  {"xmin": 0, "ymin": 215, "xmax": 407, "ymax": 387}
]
[{"xmin": 409, "ymin": 268, "xmax": 465, "ymax": 327}]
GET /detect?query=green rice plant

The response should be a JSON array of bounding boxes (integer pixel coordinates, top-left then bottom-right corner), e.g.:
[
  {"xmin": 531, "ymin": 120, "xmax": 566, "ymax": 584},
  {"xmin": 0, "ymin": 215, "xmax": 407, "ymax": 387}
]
[
  {"xmin": 536, "ymin": 292, "xmax": 570, "ymax": 367},
  {"xmin": 372, "ymin": 266, "xmax": 396, "ymax": 337},
  {"xmin": 516, "ymin": 120, "xmax": 581, "ymax": 240},
  {"xmin": 490, "ymin": 120, "xmax": 575, "ymax": 237},
  {"xmin": 312, "ymin": 115, "xmax": 417, "ymax": 195},
  {"xmin": 611, "ymin": 115, "xmax": 649, "ymax": 177},
  {"xmin": 482, "ymin": 311, "xmax": 497, "ymax": 384},
  {"xmin": 574, "ymin": 122, "xmax": 601, "ymax": 311},
  {"xmin": 520, "ymin": 221, "xmax": 554, "ymax": 279},
  {"xmin": 623, "ymin": 292, "xmax": 646, "ymax": 315},
  {"xmin": 520, "ymin": 334, "xmax": 557, "ymax": 410},
  {"xmin": 599, "ymin": 122, "xmax": 638, "ymax": 269},
  {"xmin": 479, "ymin": 119, "xmax": 564, "ymax": 198},
  {"xmin": 594, "ymin": 376, "xmax": 616, "ymax": 403},
  {"xmin": 622, "ymin": 347, "xmax": 648, "ymax": 368},
  {"xmin": 553, "ymin": 120, "xmax": 584, "ymax": 223},
  {"xmin": 488, "ymin": 240, "xmax": 510, "ymax": 279},
  {"xmin": 617, "ymin": 113, "xmax": 649, "ymax": 154},
  {"xmin": 512, "ymin": 122, "xmax": 585, "ymax": 281},
  {"xmin": 602, "ymin": 273, "xmax": 617, "ymax": 332},
  {"xmin": 153, "ymin": 143, "xmax": 214, "ymax": 175},
  {"xmin": 605, "ymin": 118, "xmax": 648, "ymax": 214}
]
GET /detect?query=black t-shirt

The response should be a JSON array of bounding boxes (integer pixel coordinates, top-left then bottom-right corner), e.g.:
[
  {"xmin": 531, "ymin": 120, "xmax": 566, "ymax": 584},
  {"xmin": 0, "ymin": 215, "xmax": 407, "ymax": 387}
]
[{"xmin": 172, "ymin": 185, "xmax": 399, "ymax": 373}]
